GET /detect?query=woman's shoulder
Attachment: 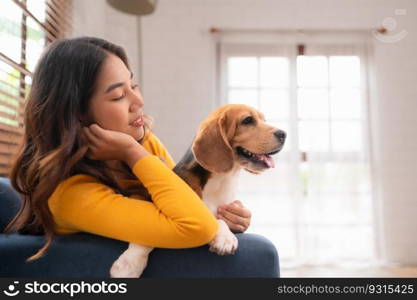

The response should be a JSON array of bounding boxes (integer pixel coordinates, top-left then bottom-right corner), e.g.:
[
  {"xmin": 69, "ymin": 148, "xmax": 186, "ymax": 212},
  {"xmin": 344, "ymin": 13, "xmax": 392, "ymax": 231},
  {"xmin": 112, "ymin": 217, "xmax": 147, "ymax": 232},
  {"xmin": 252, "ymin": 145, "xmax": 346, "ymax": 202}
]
[
  {"xmin": 142, "ymin": 129, "xmax": 158, "ymax": 144},
  {"xmin": 141, "ymin": 130, "xmax": 175, "ymax": 169},
  {"xmin": 141, "ymin": 130, "xmax": 165, "ymax": 154}
]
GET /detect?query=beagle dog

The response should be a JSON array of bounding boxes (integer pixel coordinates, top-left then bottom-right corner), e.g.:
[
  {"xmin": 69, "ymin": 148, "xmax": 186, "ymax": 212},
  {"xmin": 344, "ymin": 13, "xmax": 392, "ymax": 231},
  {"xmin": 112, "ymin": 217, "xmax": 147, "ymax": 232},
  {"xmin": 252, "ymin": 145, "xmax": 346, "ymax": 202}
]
[{"xmin": 110, "ymin": 104, "xmax": 286, "ymax": 277}]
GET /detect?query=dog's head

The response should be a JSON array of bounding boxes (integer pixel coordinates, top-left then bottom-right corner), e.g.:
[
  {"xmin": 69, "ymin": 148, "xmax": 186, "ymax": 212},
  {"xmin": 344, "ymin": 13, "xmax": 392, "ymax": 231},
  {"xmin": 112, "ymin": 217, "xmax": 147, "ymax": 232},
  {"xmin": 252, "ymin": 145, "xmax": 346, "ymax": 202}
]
[{"xmin": 192, "ymin": 104, "xmax": 286, "ymax": 174}]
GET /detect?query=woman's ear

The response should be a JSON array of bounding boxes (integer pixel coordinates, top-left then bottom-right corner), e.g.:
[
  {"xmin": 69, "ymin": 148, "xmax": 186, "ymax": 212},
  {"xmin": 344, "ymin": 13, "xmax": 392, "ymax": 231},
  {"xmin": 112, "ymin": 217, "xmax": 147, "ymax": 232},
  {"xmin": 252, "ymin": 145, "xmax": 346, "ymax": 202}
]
[{"xmin": 192, "ymin": 113, "xmax": 235, "ymax": 173}]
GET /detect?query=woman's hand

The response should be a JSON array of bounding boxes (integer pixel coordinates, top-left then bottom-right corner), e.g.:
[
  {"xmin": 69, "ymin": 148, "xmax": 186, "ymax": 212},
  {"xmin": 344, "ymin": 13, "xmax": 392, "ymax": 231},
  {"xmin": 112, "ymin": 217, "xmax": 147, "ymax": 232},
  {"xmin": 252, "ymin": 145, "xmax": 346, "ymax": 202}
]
[
  {"xmin": 82, "ymin": 124, "xmax": 149, "ymax": 166},
  {"xmin": 217, "ymin": 200, "xmax": 252, "ymax": 233}
]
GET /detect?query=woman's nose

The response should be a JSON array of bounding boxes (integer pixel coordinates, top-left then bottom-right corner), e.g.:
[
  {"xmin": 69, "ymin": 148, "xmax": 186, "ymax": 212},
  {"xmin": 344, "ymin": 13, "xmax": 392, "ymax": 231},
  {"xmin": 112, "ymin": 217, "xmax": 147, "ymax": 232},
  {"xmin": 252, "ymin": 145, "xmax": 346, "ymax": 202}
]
[
  {"xmin": 130, "ymin": 102, "xmax": 142, "ymax": 113},
  {"xmin": 130, "ymin": 95, "xmax": 144, "ymax": 112}
]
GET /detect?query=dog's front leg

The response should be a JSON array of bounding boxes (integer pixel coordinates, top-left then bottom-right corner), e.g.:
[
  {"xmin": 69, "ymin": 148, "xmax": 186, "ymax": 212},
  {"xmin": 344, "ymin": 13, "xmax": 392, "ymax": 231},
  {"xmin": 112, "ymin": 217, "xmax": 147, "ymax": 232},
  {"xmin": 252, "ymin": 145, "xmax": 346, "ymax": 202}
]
[
  {"xmin": 110, "ymin": 243, "xmax": 154, "ymax": 278},
  {"xmin": 208, "ymin": 219, "xmax": 238, "ymax": 255}
]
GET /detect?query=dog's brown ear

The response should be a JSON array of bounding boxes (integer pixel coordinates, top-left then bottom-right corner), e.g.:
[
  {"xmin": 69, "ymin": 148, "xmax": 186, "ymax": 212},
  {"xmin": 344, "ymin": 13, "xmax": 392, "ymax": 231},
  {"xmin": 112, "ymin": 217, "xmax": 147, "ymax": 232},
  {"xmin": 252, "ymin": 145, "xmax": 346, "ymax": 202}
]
[{"xmin": 192, "ymin": 113, "xmax": 235, "ymax": 173}]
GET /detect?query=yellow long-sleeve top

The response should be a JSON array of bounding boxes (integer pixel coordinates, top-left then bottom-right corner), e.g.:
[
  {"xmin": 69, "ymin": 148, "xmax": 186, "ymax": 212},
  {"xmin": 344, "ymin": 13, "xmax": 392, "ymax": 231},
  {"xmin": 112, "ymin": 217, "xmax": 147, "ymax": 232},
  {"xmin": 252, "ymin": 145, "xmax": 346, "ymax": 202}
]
[{"xmin": 48, "ymin": 131, "xmax": 218, "ymax": 248}]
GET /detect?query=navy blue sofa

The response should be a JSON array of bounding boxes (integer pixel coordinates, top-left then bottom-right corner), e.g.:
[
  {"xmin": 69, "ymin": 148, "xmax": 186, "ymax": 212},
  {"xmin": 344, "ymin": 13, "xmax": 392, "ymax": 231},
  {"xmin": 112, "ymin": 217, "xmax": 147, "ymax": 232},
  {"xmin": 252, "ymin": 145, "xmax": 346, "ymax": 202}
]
[{"xmin": 0, "ymin": 178, "xmax": 279, "ymax": 278}]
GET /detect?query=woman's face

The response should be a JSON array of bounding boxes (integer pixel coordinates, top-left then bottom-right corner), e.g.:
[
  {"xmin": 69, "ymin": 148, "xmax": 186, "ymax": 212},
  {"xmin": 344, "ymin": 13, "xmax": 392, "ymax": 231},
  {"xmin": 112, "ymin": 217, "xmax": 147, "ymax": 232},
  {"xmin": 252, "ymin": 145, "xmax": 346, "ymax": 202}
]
[{"xmin": 87, "ymin": 53, "xmax": 145, "ymax": 141}]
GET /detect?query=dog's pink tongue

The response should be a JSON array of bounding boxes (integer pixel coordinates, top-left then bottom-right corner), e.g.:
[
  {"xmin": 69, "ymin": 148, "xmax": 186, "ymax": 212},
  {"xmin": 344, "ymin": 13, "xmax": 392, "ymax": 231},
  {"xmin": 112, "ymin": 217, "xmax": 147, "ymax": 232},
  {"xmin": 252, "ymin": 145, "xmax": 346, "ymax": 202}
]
[{"xmin": 258, "ymin": 154, "xmax": 275, "ymax": 168}]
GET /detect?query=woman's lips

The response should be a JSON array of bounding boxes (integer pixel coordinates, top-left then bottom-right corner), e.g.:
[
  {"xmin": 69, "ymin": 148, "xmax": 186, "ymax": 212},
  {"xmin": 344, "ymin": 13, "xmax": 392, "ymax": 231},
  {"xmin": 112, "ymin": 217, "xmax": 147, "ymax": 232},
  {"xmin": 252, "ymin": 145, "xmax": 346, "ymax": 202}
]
[{"xmin": 130, "ymin": 115, "xmax": 144, "ymax": 127}]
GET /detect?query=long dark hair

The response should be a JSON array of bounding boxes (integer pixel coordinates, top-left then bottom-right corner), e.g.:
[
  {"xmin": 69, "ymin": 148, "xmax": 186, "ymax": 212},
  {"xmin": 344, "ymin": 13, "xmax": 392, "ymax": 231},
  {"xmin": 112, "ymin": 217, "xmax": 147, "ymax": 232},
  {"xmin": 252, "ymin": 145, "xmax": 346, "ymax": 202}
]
[{"xmin": 4, "ymin": 37, "xmax": 153, "ymax": 261}]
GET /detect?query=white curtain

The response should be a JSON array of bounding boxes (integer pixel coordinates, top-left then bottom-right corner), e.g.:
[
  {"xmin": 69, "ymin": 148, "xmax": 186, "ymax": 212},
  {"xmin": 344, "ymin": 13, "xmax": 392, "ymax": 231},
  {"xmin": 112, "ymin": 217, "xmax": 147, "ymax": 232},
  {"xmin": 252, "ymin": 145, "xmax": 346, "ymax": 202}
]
[{"xmin": 297, "ymin": 44, "xmax": 375, "ymax": 267}]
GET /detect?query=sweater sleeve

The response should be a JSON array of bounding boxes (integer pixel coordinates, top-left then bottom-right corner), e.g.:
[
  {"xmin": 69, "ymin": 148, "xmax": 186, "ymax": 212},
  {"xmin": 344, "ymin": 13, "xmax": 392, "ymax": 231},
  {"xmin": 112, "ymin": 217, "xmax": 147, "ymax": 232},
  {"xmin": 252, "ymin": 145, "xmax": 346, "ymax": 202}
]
[{"xmin": 49, "ymin": 155, "xmax": 218, "ymax": 248}]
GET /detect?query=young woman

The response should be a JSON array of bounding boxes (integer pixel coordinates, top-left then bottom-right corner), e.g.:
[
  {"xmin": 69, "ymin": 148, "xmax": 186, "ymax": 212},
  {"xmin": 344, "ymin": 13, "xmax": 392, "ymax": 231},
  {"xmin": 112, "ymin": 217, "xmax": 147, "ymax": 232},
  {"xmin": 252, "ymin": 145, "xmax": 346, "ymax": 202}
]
[{"xmin": 4, "ymin": 37, "xmax": 252, "ymax": 262}]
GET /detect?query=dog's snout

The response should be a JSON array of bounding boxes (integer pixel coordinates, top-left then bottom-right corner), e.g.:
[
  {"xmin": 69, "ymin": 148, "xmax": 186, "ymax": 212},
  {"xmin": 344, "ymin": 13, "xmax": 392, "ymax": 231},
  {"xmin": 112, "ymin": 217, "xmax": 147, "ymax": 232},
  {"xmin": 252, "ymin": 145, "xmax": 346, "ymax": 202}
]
[{"xmin": 274, "ymin": 130, "xmax": 287, "ymax": 143}]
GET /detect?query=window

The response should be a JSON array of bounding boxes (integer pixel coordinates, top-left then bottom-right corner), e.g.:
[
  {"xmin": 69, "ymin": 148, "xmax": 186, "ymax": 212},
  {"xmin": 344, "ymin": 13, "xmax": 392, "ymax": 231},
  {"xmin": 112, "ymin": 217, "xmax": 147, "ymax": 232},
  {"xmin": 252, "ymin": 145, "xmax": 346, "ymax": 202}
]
[
  {"xmin": 0, "ymin": 0, "xmax": 72, "ymax": 176},
  {"xmin": 220, "ymin": 41, "xmax": 374, "ymax": 268}
]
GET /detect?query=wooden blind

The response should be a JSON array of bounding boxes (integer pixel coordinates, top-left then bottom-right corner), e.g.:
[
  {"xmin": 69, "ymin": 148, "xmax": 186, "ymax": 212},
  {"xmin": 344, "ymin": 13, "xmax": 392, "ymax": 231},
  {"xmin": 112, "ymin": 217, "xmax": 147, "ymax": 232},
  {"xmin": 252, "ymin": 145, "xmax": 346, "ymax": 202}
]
[{"xmin": 0, "ymin": 0, "xmax": 72, "ymax": 176}]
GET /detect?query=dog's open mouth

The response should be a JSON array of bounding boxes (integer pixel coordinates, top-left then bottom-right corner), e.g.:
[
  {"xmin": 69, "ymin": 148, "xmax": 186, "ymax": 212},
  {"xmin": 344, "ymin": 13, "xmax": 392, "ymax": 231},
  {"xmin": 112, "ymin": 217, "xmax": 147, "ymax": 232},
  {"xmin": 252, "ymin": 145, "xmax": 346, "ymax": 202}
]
[{"xmin": 236, "ymin": 146, "xmax": 280, "ymax": 168}]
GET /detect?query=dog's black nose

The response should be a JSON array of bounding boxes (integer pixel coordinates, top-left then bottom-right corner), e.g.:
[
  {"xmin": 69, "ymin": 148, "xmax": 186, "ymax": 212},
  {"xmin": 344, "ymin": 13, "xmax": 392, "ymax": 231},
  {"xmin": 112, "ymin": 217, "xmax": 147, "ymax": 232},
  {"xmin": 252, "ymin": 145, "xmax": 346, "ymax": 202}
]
[{"xmin": 274, "ymin": 130, "xmax": 287, "ymax": 143}]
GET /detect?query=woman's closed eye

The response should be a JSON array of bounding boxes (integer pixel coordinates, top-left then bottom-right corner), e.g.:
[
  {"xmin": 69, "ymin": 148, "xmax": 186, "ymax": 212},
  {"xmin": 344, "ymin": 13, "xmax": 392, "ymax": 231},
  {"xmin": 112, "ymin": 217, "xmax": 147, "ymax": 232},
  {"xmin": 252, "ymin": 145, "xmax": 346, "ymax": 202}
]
[
  {"xmin": 112, "ymin": 84, "xmax": 139, "ymax": 101},
  {"xmin": 112, "ymin": 93, "xmax": 125, "ymax": 101}
]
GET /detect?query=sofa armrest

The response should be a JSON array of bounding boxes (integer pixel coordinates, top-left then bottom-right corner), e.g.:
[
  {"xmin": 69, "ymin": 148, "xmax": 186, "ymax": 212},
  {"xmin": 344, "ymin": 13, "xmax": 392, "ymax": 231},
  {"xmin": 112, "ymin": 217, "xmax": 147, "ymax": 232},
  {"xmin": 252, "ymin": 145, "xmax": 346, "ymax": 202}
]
[
  {"xmin": 0, "ymin": 232, "xmax": 279, "ymax": 278},
  {"xmin": 0, "ymin": 178, "xmax": 20, "ymax": 233}
]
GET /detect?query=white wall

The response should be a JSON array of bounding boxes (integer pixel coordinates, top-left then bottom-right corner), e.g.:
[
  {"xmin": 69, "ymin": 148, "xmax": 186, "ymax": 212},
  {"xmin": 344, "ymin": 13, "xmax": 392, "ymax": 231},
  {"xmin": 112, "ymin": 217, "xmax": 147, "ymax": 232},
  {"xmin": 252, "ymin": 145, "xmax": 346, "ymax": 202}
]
[
  {"xmin": 72, "ymin": 0, "xmax": 417, "ymax": 265},
  {"xmin": 72, "ymin": 0, "xmax": 141, "ymax": 82},
  {"xmin": 140, "ymin": 0, "xmax": 417, "ymax": 264}
]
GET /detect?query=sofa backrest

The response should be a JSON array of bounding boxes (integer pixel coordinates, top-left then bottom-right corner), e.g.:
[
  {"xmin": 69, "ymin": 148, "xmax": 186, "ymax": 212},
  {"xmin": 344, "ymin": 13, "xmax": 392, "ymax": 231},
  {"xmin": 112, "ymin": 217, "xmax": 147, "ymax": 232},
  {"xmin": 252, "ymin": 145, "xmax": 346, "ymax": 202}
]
[{"xmin": 0, "ymin": 178, "xmax": 21, "ymax": 233}]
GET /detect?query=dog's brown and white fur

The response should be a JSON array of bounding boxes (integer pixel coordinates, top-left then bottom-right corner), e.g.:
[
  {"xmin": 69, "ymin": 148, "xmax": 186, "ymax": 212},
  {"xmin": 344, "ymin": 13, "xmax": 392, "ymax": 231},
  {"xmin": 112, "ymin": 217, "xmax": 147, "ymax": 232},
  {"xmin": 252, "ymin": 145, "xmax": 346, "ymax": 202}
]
[{"xmin": 110, "ymin": 104, "xmax": 286, "ymax": 277}]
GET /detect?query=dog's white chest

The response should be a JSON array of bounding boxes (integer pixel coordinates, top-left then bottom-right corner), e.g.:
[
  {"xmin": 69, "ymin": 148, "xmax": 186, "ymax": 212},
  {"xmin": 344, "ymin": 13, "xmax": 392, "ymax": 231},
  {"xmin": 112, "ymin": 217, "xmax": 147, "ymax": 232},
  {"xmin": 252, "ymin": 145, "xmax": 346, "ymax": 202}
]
[{"xmin": 202, "ymin": 170, "xmax": 240, "ymax": 214}]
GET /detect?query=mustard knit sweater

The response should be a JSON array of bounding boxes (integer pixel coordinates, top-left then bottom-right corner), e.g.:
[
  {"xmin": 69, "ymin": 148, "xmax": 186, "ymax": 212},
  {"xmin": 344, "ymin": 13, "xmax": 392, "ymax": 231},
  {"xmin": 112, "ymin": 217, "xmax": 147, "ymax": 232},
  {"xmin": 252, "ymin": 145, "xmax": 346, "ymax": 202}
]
[{"xmin": 48, "ymin": 132, "xmax": 218, "ymax": 248}]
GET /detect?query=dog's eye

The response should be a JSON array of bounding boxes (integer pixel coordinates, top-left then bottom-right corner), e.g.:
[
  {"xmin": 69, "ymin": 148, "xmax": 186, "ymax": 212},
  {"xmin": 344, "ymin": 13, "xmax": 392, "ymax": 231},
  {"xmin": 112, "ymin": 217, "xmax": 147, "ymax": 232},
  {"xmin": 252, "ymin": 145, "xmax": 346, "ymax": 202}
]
[{"xmin": 242, "ymin": 116, "xmax": 254, "ymax": 125}]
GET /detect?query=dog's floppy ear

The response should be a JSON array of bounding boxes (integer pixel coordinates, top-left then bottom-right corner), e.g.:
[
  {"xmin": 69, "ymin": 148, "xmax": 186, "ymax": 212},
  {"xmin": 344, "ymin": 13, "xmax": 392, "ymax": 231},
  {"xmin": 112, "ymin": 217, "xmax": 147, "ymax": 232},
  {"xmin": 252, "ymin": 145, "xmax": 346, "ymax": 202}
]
[{"xmin": 192, "ymin": 112, "xmax": 235, "ymax": 173}]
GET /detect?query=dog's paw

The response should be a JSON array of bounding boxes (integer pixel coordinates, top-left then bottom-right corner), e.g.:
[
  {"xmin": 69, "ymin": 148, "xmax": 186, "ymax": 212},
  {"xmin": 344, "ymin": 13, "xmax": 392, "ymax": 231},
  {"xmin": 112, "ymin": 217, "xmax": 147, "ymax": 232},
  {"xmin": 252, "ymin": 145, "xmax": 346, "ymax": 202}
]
[
  {"xmin": 208, "ymin": 230, "xmax": 238, "ymax": 255},
  {"xmin": 110, "ymin": 253, "xmax": 148, "ymax": 278}
]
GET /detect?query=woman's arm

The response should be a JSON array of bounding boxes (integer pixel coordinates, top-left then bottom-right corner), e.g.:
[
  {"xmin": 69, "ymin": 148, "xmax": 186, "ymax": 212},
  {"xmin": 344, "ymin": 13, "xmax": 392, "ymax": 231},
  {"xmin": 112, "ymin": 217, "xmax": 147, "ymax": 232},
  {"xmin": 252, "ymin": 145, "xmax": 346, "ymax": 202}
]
[
  {"xmin": 50, "ymin": 155, "xmax": 218, "ymax": 248},
  {"xmin": 50, "ymin": 124, "xmax": 218, "ymax": 248}
]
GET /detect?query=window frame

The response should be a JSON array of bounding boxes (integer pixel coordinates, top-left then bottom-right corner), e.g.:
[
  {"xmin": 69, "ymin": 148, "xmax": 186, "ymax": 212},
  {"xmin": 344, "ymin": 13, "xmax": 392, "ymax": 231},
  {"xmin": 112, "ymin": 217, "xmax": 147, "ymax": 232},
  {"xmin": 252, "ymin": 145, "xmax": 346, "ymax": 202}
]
[{"xmin": 218, "ymin": 39, "xmax": 377, "ymax": 265}]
